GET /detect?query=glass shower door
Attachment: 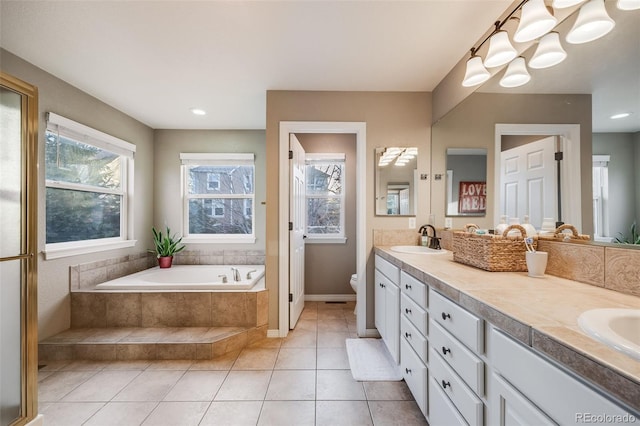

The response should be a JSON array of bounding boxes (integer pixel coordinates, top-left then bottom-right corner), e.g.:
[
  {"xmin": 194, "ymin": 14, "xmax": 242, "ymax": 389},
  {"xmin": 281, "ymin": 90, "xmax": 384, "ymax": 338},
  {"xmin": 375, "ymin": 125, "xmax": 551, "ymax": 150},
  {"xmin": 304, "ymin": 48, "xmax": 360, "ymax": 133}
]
[{"xmin": 1, "ymin": 73, "xmax": 38, "ymax": 426}]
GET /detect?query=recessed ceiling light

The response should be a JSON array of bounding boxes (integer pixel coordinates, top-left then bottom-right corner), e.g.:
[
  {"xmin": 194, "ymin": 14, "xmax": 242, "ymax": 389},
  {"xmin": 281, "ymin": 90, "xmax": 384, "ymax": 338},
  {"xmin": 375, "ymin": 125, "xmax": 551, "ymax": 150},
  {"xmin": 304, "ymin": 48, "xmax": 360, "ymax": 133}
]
[
  {"xmin": 190, "ymin": 108, "xmax": 206, "ymax": 116},
  {"xmin": 610, "ymin": 112, "xmax": 632, "ymax": 119}
]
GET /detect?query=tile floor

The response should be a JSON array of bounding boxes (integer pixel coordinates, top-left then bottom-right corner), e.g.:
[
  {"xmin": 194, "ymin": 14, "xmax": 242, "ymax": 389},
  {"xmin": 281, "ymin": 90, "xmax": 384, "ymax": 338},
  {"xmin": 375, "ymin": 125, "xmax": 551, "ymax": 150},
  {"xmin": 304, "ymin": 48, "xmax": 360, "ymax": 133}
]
[{"xmin": 38, "ymin": 301, "xmax": 427, "ymax": 425}]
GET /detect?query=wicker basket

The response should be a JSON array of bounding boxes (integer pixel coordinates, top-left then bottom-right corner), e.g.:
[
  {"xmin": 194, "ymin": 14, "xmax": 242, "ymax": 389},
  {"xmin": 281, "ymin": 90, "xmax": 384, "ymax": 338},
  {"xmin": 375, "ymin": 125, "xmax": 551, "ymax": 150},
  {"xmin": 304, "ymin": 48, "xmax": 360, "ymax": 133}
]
[
  {"xmin": 452, "ymin": 224, "xmax": 536, "ymax": 272},
  {"xmin": 538, "ymin": 224, "xmax": 590, "ymax": 242}
]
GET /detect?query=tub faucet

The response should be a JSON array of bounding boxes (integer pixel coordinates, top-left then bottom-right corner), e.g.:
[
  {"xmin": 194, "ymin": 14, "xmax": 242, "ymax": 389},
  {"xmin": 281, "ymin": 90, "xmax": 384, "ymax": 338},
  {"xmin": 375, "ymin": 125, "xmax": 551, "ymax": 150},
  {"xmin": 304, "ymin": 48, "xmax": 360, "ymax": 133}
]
[
  {"xmin": 218, "ymin": 274, "xmax": 228, "ymax": 284},
  {"xmin": 230, "ymin": 267, "xmax": 241, "ymax": 282},
  {"xmin": 419, "ymin": 224, "xmax": 441, "ymax": 250},
  {"xmin": 246, "ymin": 269, "xmax": 257, "ymax": 279}
]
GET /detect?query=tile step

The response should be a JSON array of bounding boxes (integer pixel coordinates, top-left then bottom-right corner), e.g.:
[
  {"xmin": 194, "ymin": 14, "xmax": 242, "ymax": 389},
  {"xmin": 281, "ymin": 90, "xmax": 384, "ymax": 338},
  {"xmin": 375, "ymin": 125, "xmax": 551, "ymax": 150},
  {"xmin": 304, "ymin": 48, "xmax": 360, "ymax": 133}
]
[{"xmin": 39, "ymin": 325, "xmax": 267, "ymax": 361}]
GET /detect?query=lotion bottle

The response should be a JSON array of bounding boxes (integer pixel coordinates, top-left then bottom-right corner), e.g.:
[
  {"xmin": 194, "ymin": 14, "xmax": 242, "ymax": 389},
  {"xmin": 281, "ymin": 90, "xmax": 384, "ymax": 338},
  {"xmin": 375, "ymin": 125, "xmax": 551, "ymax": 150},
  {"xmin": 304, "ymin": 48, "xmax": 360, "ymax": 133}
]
[
  {"xmin": 495, "ymin": 215, "xmax": 508, "ymax": 236},
  {"xmin": 522, "ymin": 215, "xmax": 536, "ymax": 237}
]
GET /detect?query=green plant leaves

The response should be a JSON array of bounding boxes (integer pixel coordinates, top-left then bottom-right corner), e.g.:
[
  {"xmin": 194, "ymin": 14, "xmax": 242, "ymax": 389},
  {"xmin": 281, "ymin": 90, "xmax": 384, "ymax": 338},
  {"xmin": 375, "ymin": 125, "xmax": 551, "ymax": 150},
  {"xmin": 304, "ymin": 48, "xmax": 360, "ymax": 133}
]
[{"xmin": 151, "ymin": 226, "xmax": 186, "ymax": 257}]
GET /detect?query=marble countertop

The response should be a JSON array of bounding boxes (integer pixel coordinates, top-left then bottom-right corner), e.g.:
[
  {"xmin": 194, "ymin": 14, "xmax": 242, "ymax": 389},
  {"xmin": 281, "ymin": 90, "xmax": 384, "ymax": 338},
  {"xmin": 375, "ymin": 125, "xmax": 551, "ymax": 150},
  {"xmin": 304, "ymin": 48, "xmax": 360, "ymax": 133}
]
[{"xmin": 375, "ymin": 247, "xmax": 640, "ymax": 411}]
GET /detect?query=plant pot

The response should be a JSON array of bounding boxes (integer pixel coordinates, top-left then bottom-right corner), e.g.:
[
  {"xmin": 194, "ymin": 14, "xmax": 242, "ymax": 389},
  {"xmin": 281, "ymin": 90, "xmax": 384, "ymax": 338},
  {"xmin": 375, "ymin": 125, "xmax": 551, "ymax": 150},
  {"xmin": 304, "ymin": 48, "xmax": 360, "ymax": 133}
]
[{"xmin": 158, "ymin": 256, "xmax": 173, "ymax": 268}]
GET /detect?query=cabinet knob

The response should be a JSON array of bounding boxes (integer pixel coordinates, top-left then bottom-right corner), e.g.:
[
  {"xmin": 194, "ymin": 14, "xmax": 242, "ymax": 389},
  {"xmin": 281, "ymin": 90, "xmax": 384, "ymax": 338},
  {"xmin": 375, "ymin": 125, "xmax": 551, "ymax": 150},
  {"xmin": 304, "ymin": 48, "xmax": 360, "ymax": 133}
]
[
  {"xmin": 405, "ymin": 308, "xmax": 412, "ymax": 314},
  {"xmin": 405, "ymin": 332, "xmax": 411, "ymax": 338},
  {"xmin": 441, "ymin": 380, "xmax": 451, "ymax": 389},
  {"xmin": 405, "ymin": 368, "xmax": 412, "ymax": 374},
  {"xmin": 442, "ymin": 346, "xmax": 451, "ymax": 355},
  {"xmin": 405, "ymin": 284, "xmax": 412, "ymax": 290},
  {"xmin": 379, "ymin": 283, "xmax": 385, "ymax": 288},
  {"xmin": 441, "ymin": 312, "xmax": 451, "ymax": 320}
]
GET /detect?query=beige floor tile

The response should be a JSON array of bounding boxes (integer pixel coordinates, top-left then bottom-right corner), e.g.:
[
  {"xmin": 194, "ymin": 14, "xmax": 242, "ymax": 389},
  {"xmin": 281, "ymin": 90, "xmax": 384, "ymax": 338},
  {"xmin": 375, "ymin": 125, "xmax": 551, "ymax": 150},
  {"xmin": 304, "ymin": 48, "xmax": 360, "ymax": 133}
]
[
  {"xmin": 62, "ymin": 370, "xmax": 141, "ymax": 402},
  {"xmin": 215, "ymin": 370, "xmax": 272, "ymax": 400},
  {"xmin": 145, "ymin": 359, "xmax": 193, "ymax": 370},
  {"xmin": 83, "ymin": 328, "xmax": 135, "ymax": 343},
  {"xmin": 248, "ymin": 337, "xmax": 283, "ymax": 349},
  {"xmin": 119, "ymin": 327, "xmax": 177, "ymax": 343},
  {"xmin": 232, "ymin": 347, "xmax": 279, "ymax": 370},
  {"xmin": 257, "ymin": 401, "xmax": 315, "ymax": 426},
  {"xmin": 317, "ymin": 319, "xmax": 349, "ymax": 332},
  {"xmin": 275, "ymin": 347, "xmax": 317, "ymax": 370},
  {"xmin": 141, "ymin": 401, "xmax": 210, "ymax": 426},
  {"xmin": 60, "ymin": 360, "xmax": 109, "ymax": 371},
  {"xmin": 317, "ymin": 302, "xmax": 348, "ymax": 311},
  {"xmin": 281, "ymin": 330, "xmax": 317, "ymax": 348},
  {"xmin": 159, "ymin": 327, "xmax": 209, "ymax": 343},
  {"xmin": 318, "ymin": 310, "xmax": 346, "ymax": 320},
  {"xmin": 83, "ymin": 401, "xmax": 158, "ymax": 426},
  {"xmin": 316, "ymin": 400, "xmax": 373, "ymax": 426},
  {"xmin": 317, "ymin": 331, "xmax": 350, "ymax": 348},
  {"xmin": 317, "ymin": 348, "xmax": 351, "ymax": 370},
  {"xmin": 38, "ymin": 370, "xmax": 55, "ymax": 382},
  {"xmin": 44, "ymin": 328, "xmax": 96, "ymax": 343},
  {"xmin": 368, "ymin": 401, "xmax": 428, "ymax": 425},
  {"xmin": 265, "ymin": 370, "xmax": 316, "ymax": 401},
  {"xmin": 200, "ymin": 401, "xmax": 263, "ymax": 426},
  {"xmin": 38, "ymin": 360, "xmax": 70, "ymax": 371},
  {"xmin": 163, "ymin": 370, "xmax": 227, "ymax": 401},
  {"xmin": 190, "ymin": 350, "xmax": 239, "ymax": 371},
  {"xmin": 363, "ymin": 381, "xmax": 413, "ymax": 401},
  {"xmin": 39, "ymin": 371, "xmax": 97, "ymax": 402},
  {"xmin": 295, "ymin": 318, "xmax": 318, "ymax": 331},
  {"xmin": 113, "ymin": 370, "xmax": 184, "ymax": 401},
  {"xmin": 102, "ymin": 360, "xmax": 150, "ymax": 370},
  {"xmin": 40, "ymin": 402, "xmax": 105, "ymax": 426},
  {"xmin": 316, "ymin": 370, "xmax": 365, "ymax": 400}
]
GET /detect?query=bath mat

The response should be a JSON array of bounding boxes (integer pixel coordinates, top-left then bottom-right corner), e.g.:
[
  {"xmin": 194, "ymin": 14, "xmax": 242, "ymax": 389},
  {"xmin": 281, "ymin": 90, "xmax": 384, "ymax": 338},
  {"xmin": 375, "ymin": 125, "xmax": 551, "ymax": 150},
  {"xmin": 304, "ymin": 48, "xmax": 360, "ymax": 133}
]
[{"xmin": 346, "ymin": 338, "xmax": 402, "ymax": 381}]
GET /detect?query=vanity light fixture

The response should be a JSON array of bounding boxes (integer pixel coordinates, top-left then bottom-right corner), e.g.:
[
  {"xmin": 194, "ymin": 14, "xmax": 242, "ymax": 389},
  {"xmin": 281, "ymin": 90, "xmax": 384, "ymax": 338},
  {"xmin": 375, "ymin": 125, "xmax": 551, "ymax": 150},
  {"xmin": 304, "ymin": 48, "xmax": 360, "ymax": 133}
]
[
  {"xmin": 462, "ymin": 49, "xmax": 491, "ymax": 87},
  {"xmin": 190, "ymin": 108, "xmax": 206, "ymax": 116},
  {"xmin": 566, "ymin": 0, "xmax": 615, "ymax": 44},
  {"xmin": 610, "ymin": 112, "xmax": 632, "ymax": 119},
  {"xmin": 514, "ymin": 0, "xmax": 558, "ymax": 43},
  {"xmin": 484, "ymin": 27, "xmax": 518, "ymax": 68},
  {"xmin": 529, "ymin": 31, "xmax": 567, "ymax": 68},
  {"xmin": 500, "ymin": 57, "xmax": 531, "ymax": 87},
  {"xmin": 617, "ymin": 0, "xmax": 640, "ymax": 10}
]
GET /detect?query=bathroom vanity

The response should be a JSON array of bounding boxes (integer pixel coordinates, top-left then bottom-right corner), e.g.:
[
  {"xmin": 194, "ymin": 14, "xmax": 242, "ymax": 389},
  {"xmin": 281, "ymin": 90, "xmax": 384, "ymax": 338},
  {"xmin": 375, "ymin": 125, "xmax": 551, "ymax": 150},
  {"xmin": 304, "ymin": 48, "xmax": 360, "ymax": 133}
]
[{"xmin": 374, "ymin": 248, "xmax": 640, "ymax": 425}]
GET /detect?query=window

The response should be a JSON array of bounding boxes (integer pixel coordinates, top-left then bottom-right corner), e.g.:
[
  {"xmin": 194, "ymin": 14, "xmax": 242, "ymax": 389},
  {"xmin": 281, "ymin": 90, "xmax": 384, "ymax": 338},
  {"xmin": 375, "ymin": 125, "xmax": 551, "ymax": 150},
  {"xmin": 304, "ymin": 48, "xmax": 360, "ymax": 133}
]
[
  {"xmin": 592, "ymin": 155, "xmax": 611, "ymax": 242},
  {"xmin": 305, "ymin": 153, "xmax": 346, "ymax": 243},
  {"xmin": 181, "ymin": 153, "xmax": 255, "ymax": 243},
  {"xmin": 44, "ymin": 112, "xmax": 136, "ymax": 258}
]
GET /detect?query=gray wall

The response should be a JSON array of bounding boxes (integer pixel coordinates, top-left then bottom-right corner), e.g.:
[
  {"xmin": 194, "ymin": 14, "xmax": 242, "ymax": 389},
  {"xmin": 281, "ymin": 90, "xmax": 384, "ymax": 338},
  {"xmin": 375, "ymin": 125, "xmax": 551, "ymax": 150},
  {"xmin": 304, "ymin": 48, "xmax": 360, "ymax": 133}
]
[
  {"xmin": 153, "ymin": 129, "xmax": 266, "ymax": 250},
  {"xmin": 447, "ymin": 154, "xmax": 487, "ymax": 214},
  {"xmin": 1, "ymin": 48, "xmax": 155, "ymax": 340},
  {"xmin": 593, "ymin": 132, "xmax": 639, "ymax": 240},
  {"xmin": 296, "ymin": 133, "xmax": 357, "ymax": 296}
]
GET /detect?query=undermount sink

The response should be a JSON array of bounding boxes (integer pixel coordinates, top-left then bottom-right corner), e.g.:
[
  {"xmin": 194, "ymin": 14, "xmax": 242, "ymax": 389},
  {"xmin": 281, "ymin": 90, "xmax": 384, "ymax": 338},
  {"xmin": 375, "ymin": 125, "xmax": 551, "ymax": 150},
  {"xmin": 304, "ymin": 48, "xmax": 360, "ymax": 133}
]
[
  {"xmin": 578, "ymin": 308, "xmax": 640, "ymax": 360},
  {"xmin": 389, "ymin": 245, "xmax": 448, "ymax": 255}
]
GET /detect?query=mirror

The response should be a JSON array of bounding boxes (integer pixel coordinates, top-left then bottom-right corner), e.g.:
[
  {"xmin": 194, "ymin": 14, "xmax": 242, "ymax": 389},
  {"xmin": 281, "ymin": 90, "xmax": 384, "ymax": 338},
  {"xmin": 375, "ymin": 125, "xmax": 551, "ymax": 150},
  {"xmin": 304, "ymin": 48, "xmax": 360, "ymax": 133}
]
[
  {"xmin": 431, "ymin": 3, "xmax": 639, "ymax": 243},
  {"xmin": 375, "ymin": 147, "xmax": 418, "ymax": 216},
  {"xmin": 446, "ymin": 148, "xmax": 487, "ymax": 217}
]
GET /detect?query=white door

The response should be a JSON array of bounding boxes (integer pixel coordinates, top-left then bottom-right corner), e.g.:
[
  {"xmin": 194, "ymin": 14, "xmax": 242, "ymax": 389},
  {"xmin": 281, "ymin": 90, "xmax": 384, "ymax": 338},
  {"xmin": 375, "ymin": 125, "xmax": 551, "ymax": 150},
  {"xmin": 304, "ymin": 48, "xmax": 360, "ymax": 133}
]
[
  {"xmin": 500, "ymin": 137, "xmax": 557, "ymax": 229},
  {"xmin": 289, "ymin": 134, "xmax": 306, "ymax": 329}
]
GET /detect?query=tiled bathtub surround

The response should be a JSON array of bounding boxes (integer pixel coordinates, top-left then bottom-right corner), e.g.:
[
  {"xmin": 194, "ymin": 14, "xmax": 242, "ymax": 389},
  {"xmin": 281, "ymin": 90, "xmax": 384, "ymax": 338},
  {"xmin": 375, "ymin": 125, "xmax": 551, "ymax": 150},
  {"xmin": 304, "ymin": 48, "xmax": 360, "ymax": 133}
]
[{"xmin": 70, "ymin": 250, "xmax": 266, "ymax": 292}]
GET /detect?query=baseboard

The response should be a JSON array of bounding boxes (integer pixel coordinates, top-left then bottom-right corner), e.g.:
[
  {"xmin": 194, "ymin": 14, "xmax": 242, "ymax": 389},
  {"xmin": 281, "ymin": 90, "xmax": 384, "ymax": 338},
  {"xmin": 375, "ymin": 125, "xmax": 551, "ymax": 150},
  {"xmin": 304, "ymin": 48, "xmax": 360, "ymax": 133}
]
[
  {"xmin": 361, "ymin": 328, "xmax": 381, "ymax": 338},
  {"xmin": 267, "ymin": 329, "xmax": 281, "ymax": 338},
  {"xmin": 27, "ymin": 414, "xmax": 44, "ymax": 426},
  {"xmin": 305, "ymin": 294, "xmax": 356, "ymax": 302}
]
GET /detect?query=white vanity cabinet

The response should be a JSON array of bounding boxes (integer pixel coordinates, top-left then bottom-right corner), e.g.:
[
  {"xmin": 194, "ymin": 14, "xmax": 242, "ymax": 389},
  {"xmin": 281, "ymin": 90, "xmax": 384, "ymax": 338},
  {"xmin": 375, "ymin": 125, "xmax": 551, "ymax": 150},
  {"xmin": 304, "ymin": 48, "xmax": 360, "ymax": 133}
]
[
  {"xmin": 428, "ymin": 288, "xmax": 485, "ymax": 426},
  {"xmin": 399, "ymin": 271, "xmax": 429, "ymax": 416},
  {"xmin": 488, "ymin": 327, "xmax": 638, "ymax": 426},
  {"xmin": 374, "ymin": 255, "xmax": 400, "ymax": 364}
]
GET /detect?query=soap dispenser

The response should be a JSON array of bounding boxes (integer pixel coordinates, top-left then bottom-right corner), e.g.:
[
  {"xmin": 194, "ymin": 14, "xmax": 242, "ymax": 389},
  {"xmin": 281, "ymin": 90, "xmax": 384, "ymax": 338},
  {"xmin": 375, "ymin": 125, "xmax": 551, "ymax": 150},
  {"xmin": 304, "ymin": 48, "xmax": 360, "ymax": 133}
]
[
  {"xmin": 522, "ymin": 215, "xmax": 536, "ymax": 237},
  {"xmin": 421, "ymin": 227, "xmax": 428, "ymax": 246},
  {"xmin": 495, "ymin": 215, "xmax": 508, "ymax": 236}
]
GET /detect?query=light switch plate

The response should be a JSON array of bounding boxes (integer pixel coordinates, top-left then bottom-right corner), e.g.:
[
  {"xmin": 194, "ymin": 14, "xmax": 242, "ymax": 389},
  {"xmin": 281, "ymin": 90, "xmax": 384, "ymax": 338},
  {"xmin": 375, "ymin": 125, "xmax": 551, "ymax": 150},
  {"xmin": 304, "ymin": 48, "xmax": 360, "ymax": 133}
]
[
  {"xmin": 445, "ymin": 218, "xmax": 453, "ymax": 229},
  {"xmin": 409, "ymin": 217, "xmax": 416, "ymax": 229}
]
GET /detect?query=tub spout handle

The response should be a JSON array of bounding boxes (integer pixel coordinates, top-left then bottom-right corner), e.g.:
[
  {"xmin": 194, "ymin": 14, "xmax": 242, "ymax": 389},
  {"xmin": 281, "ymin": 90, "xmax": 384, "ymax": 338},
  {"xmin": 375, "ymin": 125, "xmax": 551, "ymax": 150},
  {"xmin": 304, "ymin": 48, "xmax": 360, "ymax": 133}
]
[
  {"xmin": 218, "ymin": 274, "xmax": 228, "ymax": 283},
  {"xmin": 246, "ymin": 269, "xmax": 257, "ymax": 279},
  {"xmin": 230, "ymin": 267, "xmax": 241, "ymax": 282}
]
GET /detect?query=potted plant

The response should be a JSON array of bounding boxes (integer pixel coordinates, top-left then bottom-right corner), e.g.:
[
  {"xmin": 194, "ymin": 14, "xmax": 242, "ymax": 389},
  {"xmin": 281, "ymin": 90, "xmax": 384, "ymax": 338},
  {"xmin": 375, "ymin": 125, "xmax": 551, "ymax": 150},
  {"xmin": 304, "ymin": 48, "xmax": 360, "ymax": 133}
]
[{"xmin": 151, "ymin": 226, "xmax": 185, "ymax": 268}]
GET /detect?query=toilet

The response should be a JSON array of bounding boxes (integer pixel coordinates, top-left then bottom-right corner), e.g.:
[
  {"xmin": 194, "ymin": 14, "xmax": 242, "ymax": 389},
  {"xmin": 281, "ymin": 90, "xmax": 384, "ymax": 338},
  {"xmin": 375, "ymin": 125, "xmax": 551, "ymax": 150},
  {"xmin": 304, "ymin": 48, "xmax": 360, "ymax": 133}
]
[{"xmin": 350, "ymin": 274, "xmax": 357, "ymax": 314}]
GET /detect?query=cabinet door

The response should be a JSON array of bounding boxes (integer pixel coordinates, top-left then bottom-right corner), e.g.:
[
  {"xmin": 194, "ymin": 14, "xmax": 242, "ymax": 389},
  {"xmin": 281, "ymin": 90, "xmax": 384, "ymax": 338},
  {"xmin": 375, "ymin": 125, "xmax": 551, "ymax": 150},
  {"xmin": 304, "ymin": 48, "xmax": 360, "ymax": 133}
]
[
  {"xmin": 491, "ymin": 373, "xmax": 556, "ymax": 426},
  {"xmin": 385, "ymin": 282, "xmax": 400, "ymax": 364},
  {"xmin": 374, "ymin": 269, "xmax": 387, "ymax": 338},
  {"xmin": 429, "ymin": 376, "xmax": 467, "ymax": 426}
]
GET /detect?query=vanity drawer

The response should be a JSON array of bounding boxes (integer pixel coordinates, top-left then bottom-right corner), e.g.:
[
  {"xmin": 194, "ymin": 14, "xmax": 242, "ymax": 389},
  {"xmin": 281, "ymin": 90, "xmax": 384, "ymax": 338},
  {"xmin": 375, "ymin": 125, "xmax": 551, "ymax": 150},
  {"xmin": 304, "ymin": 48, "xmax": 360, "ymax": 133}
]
[
  {"xmin": 430, "ymin": 289, "xmax": 483, "ymax": 354},
  {"xmin": 430, "ymin": 347, "xmax": 483, "ymax": 426},
  {"xmin": 429, "ymin": 318, "xmax": 484, "ymax": 396},
  {"xmin": 401, "ymin": 314, "xmax": 427, "ymax": 362},
  {"xmin": 401, "ymin": 271, "xmax": 427, "ymax": 307},
  {"xmin": 401, "ymin": 292, "xmax": 427, "ymax": 335},
  {"xmin": 429, "ymin": 375, "xmax": 468, "ymax": 426},
  {"xmin": 401, "ymin": 337, "xmax": 427, "ymax": 416},
  {"xmin": 375, "ymin": 254, "xmax": 400, "ymax": 283}
]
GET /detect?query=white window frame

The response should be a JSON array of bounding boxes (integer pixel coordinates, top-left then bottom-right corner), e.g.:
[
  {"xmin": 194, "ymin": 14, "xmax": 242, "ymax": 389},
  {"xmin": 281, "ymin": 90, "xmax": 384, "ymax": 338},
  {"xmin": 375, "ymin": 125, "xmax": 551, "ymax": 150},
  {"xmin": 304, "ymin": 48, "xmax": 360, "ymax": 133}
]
[
  {"xmin": 592, "ymin": 155, "xmax": 612, "ymax": 242},
  {"xmin": 305, "ymin": 153, "xmax": 346, "ymax": 244},
  {"xmin": 180, "ymin": 153, "xmax": 255, "ymax": 244},
  {"xmin": 43, "ymin": 113, "xmax": 136, "ymax": 259}
]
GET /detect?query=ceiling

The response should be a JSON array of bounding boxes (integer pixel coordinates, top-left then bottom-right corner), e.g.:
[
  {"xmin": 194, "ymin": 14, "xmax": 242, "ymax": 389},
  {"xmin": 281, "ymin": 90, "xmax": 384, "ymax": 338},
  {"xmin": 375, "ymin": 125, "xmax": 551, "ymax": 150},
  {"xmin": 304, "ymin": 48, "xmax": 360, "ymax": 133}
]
[{"xmin": 0, "ymin": 0, "xmax": 512, "ymax": 129}]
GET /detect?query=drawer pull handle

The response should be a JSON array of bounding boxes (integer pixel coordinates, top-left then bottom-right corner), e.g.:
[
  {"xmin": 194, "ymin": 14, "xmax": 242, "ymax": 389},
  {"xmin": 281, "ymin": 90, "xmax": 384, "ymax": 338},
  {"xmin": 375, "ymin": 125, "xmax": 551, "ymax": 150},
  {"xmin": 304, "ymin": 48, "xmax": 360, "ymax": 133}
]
[
  {"xmin": 405, "ymin": 284, "xmax": 412, "ymax": 290},
  {"xmin": 379, "ymin": 283, "xmax": 385, "ymax": 288},
  {"xmin": 405, "ymin": 368, "xmax": 412, "ymax": 374},
  {"xmin": 405, "ymin": 332, "xmax": 411, "ymax": 338},
  {"xmin": 441, "ymin": 380, "xmax": 451, "ymax": 389},
  {"xmin": 442, "ymin": 346, "xmax": 451, "ymax": 355},
  {"xmin": 441, "ymin": 312, "xmax": 451, "ymax": 320},
  {"xmin": 405, "ymin": 308, "xmax": 412, "ymax": 314}
]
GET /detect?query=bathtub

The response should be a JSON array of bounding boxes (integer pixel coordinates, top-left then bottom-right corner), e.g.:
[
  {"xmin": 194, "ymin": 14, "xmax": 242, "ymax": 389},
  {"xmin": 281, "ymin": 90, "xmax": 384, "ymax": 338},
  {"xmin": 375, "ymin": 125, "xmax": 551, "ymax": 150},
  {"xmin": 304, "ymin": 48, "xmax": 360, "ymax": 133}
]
[{"xmin": 95, "ymin": 265, "xmax": 265, "ymax": 291}]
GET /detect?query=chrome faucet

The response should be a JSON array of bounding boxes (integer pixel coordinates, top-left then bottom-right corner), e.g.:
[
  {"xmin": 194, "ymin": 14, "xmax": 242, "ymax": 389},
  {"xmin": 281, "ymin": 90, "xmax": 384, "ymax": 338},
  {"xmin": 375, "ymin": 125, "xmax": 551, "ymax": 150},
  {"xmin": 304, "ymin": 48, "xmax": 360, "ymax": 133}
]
[
  {"xmin": 218, "ymin": 274, "xmax": 228, "ymax": 283},
  {"xmin": 230, "ymin": 267, "xmax": 241, "ymax": 282},
  {"xmin": 246, "ymin": 269, "xmax": 257, "ymax": 279},
  {"xmin": 419, "ymin": 224, "xmax": 441, "ymax": 250}
]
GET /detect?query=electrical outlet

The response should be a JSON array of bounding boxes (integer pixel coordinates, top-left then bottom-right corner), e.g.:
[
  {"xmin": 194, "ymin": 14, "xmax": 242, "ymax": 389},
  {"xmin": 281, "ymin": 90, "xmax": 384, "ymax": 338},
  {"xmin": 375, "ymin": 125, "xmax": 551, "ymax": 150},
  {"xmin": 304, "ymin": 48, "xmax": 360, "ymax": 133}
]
[
  {"xmin": 409, "ymin": 217, "xmax": 416, "ymax": 229},
  {"xmin": 445, "ymin": 218, "xmax": 453, "ymax": 229}
]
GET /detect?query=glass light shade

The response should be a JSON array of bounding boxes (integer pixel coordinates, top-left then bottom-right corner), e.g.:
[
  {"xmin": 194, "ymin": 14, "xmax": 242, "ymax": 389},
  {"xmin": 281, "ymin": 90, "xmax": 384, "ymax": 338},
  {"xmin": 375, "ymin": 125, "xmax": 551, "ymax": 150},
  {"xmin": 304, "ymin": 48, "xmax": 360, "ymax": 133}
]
[
  {"xmin": 529, "ymin": 32, "xmax": 567, "ymax": 68},
  {"xmin": 500, "ymin": 57, "xmax": 531, "ymax": 88},
  {"xmin": 514, "ymin": 0, "xmax": 558, "ymax": 43},
  {"xmin": 617, "ymin": 0, "xmax": 640, "ymax": 10},
  {"xmin": 552, "ymin": 0, "xmax": 586, "ymax": 8},
  {"xmin": 462, "ymin": 55, "xmax": 491, "ymax": 87},
  {"xmin": 484, "ymin": 31, "xmax": 518, "ymax": 67},
  {"xmin": 566, "ymin": 0, "xmax": 615, "ymax": 44}
]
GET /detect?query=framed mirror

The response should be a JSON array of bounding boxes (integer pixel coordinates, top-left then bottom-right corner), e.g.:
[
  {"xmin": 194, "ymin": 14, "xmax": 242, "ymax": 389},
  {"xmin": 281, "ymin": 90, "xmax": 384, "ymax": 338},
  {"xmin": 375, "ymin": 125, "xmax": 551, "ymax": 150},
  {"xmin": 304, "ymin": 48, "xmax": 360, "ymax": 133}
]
[
  {"xmin": 375, "ymin": 147, "xmax": 418, "ymax": 216},
  {"xmin": 446, "ymin": 148, "xmax": 487, "ymax": 217}
]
